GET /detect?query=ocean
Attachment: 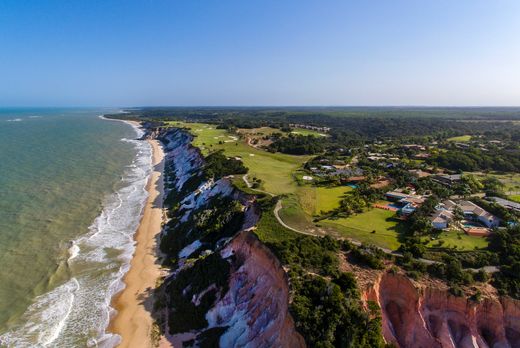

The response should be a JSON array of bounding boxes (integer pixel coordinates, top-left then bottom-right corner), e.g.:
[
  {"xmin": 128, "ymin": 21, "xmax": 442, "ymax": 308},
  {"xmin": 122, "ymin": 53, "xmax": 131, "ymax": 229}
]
[{"xmin": 0, "ymin": 108, "xmax": 152, "ymax": 347}]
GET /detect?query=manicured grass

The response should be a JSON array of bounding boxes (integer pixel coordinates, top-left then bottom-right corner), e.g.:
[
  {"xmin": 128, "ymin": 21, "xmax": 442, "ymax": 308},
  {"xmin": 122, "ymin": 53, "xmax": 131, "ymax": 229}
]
[
  {"xmin": 168, "ymin": 122, "xmax": 310, "ymax": 195},
  {"xmin": 278, "ymin": 192, "xmax": 316, "ymax": 232},
  {"xmin": 447, "ymin": 135, "xmax": 472, "ymax": 142},
  {"xmin": 237, "ymin": 127, "xmax": 281, "ymax": 136},
  {"xmin": 320, "ymin": 208, "xmax": 403, "ymax": 250},
  {"xmin": 426, "ymin": 230, "xmax": 488, "ymax": 250},
  {"xmin": 315, "ymin": 186, "xmax": 352, "ymax": 214},
  {"xmin": 290, "ymin": 128, "xmax": 328, "ymax": 137},
  {"xmin": 509, "ymin": 195, "xmax": 520, "ymax": 203}
]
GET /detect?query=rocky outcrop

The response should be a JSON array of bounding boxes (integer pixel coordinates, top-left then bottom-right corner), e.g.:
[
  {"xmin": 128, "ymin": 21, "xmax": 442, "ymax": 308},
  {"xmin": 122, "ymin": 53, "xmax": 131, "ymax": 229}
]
[
  {"xmin": 364, "ymin": 272, "xmax": 520, "ymax": 348},
  {"xmin": 156, "ymin": 128, "xmax": 304, "ymax": 347}
]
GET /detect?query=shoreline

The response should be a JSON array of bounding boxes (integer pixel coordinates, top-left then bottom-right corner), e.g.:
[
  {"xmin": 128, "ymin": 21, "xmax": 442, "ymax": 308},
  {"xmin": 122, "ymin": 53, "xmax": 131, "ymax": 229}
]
[{"xmin": 108, "ymin": 132, "xmax": 166, "ymax": 348}]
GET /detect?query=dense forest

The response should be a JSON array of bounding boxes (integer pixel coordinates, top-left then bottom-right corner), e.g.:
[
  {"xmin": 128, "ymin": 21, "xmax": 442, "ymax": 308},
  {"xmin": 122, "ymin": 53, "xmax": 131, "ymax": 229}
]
[{"xmin": 106, "ymin": 107, "xmax": 520, "ymax": 141}]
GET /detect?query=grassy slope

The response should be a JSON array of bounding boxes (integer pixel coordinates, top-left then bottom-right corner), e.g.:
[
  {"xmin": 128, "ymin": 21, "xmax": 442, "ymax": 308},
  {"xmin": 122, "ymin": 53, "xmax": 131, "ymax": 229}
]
[
  {"xmin": 425, "ymin": 230, "xmax": 488, "ymax": 250},
  {"xmin": 168, "ymin": 122, "xmax": 310, "ymax": 195},
  {"xmin": 290, "ymin": 128, "xmax": 328, "ymax": 137},
  {"xmin": 315, "ymin": 186, "xmax": 352, "ymax": 213},
  {"xmin": 321, "ymin": 208, "xmax": 403, "ymax": 250},
  {"xmin": 446, "ymin": 135, "xmax": 472, "ymax": 142}
]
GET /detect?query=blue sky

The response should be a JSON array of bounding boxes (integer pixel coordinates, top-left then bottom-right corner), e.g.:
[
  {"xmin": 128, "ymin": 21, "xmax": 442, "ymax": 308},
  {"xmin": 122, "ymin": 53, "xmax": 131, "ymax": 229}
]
[{"xmin": 0, "ymin": 0, "xmax": 519, "ymax": 106}]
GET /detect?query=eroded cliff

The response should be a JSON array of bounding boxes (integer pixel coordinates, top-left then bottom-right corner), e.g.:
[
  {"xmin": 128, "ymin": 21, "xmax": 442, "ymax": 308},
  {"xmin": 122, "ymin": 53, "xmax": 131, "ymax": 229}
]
[
  {"xmin": 363, "ymin": 271, "xmax": 520, "ymax": 348},
  {"xmin": 155, "ymin": 128, "xmax": 304, "ymax": 347}
]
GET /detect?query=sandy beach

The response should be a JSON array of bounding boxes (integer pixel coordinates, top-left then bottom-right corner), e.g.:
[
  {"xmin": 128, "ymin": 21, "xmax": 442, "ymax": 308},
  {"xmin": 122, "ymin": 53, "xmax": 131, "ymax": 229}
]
[{"xmin": 108, "ymin": 137, "xmax": 166, "ymax": 348}]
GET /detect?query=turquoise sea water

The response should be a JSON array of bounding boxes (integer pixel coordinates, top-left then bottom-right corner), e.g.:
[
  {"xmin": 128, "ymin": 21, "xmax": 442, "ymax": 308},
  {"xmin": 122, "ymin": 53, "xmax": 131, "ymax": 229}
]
[{"xmin": 0, "ymin": 109, "xmax": 152, "ymax": 347}]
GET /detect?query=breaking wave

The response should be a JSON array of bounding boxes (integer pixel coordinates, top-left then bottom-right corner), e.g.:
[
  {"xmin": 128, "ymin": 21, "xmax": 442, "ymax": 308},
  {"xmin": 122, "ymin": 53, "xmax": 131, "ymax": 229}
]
[{"xmin": 0, "ymin": 121, "xmax": 152, "ymax": 347}]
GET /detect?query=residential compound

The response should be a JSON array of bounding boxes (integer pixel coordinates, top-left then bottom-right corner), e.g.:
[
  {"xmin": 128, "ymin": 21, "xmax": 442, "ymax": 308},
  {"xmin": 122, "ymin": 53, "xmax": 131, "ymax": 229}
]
[{"xmin": 432, "ymin": 199, "xmax": 500, "ymax": 236}]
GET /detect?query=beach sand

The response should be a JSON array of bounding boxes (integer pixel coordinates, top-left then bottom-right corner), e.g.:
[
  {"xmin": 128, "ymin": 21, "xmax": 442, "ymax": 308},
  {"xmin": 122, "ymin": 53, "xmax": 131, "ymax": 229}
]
[{"xmin": 108, "ymin": 138, "xmax": 167, "ymax": 348}]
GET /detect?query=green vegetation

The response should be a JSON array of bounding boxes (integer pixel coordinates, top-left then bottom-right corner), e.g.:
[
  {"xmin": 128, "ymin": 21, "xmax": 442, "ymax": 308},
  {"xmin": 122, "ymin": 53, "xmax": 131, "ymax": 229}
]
[
  {"xmin": 170, "ymin": 121, "xmax": 309, "ymax": 195},
  {"xmin": 265, "ymin": 231, "xmax": 386, "ymax": 347},
  {"xmin": 322, "ymin": 208, "xmax": 403, "ymax": 250},
  {"xmin": 166, "ymin": 252, "xmax": 230, "ymax": 334},
  {"xmin": 489, "ymin": 226, "xmax": 520, "ymax": 299},
  {"xmin": 430, "ymin": 147, "xmax": 520, "ymax": 172},
  {"xmin": 204, "ymin": 150, "xmax": 248, "ymax": 179},
  {"xmin": 426, "ymin": 230, "xmax": 489, "ymax": 250},
  {"xmin": 315, "ymin": 186, "xmax": 352, "ymax": 213},
  {"xmin": 447, "ymin": 135, "xmax": 472, "ymax": 142},
  {"xmin": 268, "ymin": 134, "xmax": 325, "ymax": 155},
  {"xmin": 291, "ymin": 128, "xmax": 328, "ymax": 137}
]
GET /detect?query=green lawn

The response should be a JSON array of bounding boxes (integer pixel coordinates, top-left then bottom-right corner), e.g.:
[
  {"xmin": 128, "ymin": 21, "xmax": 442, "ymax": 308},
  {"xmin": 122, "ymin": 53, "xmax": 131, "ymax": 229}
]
[
  {"xmin": 320, "ymin": 208, "xmax": 403, "ymax": 250},
  {"xmin": 447, "ymin": 135, "xmax": 472, "ymax": 142},
  {"xmin": 426, "ymin": 230, "xmax": 488, "ymax": 250},
  {"xmin": 291, "ymin": 128, "xmax": 328, "ymax": 137},
  {"xmin": 168, "ymin": 122, "xmax": 310, "ymax": 195},
  {"xmin": 315, "ymin": 186, "xmax": 352, "ymax": 214},
  {"xmin": 509, "ymin": 195, "xmax": 520, "ymax": 203}
]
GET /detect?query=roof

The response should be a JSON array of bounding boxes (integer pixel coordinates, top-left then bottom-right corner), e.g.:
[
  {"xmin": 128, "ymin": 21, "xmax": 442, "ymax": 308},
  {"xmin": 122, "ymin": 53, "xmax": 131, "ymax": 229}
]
[
  {"xmin": 431, "ymin": 210, "xmax": 454, "ymax": 223},
  {"xmin": 458, "ymin": 200, "xmax": 496, "ymax": 220},
  {"xmin": 489, "ymin": 197, "xmax": 520, "ymax": 212},
  {"xmin": 441, "ymin": 199, "xmax": 457, "ymax": 210}
]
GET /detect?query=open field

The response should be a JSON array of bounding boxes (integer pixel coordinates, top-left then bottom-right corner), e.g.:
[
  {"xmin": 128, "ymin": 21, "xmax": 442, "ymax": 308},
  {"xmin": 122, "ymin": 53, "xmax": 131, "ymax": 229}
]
[
  {"xmin": 315, "ymin": 186, "xmax": 352, "ymax": 213},
  {"xmin": 236, "ymin": 127, "xmax": 281, "ymax": 137},
  {"xmin": 426, "ymin": 230, "xmax": 488, "ymax": 250},
  {"xmin": 447, "ymin": 135, "xmax": 472, "ymax": 142},
  {"xmin": 320, "ymin": 208, "xmax": 403, "ymax": 250},
  {"xmin": 291, "ymin": 128, "xmax": 328, "ymax": 137}
]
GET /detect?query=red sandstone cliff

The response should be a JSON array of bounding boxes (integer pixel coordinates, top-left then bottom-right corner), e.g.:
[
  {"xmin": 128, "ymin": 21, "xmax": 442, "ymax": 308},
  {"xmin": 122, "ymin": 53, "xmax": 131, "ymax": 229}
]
[
  {"xmin": 363, "ymin": 272, "xmax": 520, "ymax": 348},
  {"xmin": 206, "ymin": 231, "xmax": 306, "ymax": 348}
]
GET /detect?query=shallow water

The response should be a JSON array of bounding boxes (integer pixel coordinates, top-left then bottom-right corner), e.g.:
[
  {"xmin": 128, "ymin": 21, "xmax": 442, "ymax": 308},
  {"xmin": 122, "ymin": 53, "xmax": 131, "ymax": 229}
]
[{"xmin": 0, "ymin": 109, "xmax": 151, "ymax": 347}]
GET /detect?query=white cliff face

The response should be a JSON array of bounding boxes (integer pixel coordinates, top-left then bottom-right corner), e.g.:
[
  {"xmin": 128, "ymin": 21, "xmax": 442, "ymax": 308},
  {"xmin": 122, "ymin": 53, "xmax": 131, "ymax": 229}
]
[
  {"xmin": 159, "ymin": 128, "xmax": 305, "ymax": 348},
  {"xmin": 206, "ymin": 232, "xmax": 305, "ymax": 348}
]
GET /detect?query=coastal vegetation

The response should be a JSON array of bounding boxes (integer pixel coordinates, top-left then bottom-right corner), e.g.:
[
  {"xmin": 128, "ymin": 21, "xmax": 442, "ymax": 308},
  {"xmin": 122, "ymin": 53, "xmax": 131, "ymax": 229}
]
[{"xmin": 109, "ymin": 108, "xmax": 520, "ymax": 346}]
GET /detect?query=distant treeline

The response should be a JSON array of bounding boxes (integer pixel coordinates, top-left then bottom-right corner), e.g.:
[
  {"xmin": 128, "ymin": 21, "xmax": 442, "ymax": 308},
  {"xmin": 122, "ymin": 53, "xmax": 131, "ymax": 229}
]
[{"xmin": 105, "ymin": 107, "xmax": 520, "ymax": 141}]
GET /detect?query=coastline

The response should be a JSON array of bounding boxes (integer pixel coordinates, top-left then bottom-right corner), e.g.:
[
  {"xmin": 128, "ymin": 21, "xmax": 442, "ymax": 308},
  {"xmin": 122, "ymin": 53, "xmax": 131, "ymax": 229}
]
[{"xmin": 108, "ymin": 132, "xmax": 166, "ymax": 348}]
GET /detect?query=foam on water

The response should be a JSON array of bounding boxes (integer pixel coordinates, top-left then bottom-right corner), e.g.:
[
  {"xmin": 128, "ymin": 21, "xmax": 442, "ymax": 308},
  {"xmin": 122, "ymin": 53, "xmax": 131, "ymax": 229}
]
[{"xmin": 0, "ymin": 120, "xmax": 152, "ymax": 347}]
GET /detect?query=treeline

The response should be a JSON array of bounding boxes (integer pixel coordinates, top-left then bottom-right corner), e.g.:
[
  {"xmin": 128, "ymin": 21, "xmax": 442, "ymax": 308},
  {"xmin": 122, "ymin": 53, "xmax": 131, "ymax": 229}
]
[
  {"xmin": 106, "ymin": 107, "xmax": 520, "ymax": 141},
  {"xmin": 268, "ymin": 134, "xmax": 325, "ymax": 155},
  {"xmin": 488, "ymin": 225, "xmax": 520, "ymax": 299},
  {"xmin": 429, "ymin": 148, "xmax": 520, "ymax": 172},
  {"xmin": 203, "ymin": 150, "xmax": 248, "ymax": 179}
]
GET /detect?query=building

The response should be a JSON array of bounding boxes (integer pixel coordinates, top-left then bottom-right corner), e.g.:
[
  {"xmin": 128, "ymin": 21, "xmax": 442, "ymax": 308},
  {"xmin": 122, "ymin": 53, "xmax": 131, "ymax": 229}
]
[
  {"xmin": 431, "ymin": 199, "xmax": 500, "ymax": 230},
  {"xmin": 385, "ymin": 190, "xmax": 426, "ymax": 215},
  {"xmin": 489, "ymin": 197, "xmax": 520, "ymax": 213},
  {"xmin": 431, "ymin": 210, "xmax": 454, "ymax": 229},
  {"xmin": 458, "ymin": 200, "xmax": 500, "ymax": 228},
  {"xmin": 432, "ymin": 174, "xmax": 462, "ymax": 187}
]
